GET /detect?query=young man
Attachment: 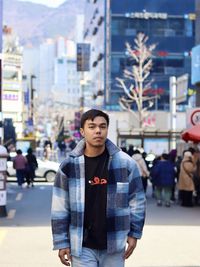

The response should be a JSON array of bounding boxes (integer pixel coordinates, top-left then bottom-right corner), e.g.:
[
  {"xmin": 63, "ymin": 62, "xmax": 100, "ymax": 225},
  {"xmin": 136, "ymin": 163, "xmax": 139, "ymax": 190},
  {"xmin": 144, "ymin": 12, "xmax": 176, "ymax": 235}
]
[{"xmin": 51, "ymin": 109, "xmax": 146, "ymax": 267}]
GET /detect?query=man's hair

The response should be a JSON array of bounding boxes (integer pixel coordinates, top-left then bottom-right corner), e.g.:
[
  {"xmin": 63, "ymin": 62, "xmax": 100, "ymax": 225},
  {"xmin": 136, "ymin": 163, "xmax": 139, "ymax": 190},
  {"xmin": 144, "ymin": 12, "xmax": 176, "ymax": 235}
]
[{"xmin": 80, "ymin": 109, "xmax": 109, "ymax": 128}]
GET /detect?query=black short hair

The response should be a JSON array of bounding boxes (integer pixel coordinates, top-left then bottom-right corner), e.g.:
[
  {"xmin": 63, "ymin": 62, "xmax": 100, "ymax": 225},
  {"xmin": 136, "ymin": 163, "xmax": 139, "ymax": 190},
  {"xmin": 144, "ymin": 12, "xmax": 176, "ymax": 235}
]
[
  {"xmin": 80, "ymin": 109, "xmax": 109, "ymax": 128},
  {"xmin": 16, "ymin": 149, "xmax": 22, "ymax": 155}
]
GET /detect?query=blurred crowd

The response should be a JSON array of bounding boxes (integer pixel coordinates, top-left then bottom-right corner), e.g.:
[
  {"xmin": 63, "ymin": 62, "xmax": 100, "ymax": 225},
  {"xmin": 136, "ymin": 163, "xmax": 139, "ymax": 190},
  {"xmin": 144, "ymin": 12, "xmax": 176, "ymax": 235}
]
[{"xmin": 123, "ymin": 145, "xmax": 200, "ymax": 208}]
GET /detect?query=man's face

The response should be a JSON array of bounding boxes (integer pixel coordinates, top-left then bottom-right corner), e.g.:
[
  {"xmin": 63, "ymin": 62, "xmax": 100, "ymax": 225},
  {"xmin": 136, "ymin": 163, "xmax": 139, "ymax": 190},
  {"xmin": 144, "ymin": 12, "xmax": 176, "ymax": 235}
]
[{"xmin": 80, "ymin": 116, "xmax": 108, "ymax": 148}]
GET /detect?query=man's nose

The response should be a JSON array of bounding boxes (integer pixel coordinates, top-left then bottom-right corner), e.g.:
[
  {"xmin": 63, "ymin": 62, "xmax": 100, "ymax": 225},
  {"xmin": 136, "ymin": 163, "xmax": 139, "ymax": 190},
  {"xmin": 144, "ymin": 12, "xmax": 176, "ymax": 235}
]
[{"xmin": 95, "ymin": 126, "xmax": 101, "ymax": 133}]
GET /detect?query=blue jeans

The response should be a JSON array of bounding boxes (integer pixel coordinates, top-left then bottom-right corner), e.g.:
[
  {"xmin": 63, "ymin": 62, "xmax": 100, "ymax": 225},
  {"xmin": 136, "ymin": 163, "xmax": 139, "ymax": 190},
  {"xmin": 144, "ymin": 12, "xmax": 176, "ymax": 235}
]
[{"xmin": 72, "ymin": 247, "xmax": 125, "ymax": 267}]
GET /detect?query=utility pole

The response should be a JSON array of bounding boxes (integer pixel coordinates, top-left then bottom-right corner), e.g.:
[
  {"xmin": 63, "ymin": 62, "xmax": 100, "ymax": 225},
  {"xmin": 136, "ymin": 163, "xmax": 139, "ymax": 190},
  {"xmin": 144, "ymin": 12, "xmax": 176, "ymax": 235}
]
[
  {"xmin": 170, "ymin": 76, "xmax": 177, "ymax": 150},
  {"xmin": 30, "ymin": 74, "xmax": 36, "ymax": 127}
]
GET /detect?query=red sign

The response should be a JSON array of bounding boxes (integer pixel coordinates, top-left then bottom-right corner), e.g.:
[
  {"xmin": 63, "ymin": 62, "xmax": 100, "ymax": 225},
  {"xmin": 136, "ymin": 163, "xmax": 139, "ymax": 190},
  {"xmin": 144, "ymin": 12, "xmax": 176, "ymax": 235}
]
[{"xmin": 191, "ymin": 109, "xmax": 200, "ymax": 125}]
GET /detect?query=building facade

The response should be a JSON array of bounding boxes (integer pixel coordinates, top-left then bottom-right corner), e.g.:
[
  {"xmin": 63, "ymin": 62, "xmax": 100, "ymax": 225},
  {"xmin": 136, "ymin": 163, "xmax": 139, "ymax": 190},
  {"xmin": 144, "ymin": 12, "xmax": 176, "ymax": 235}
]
[
  {"xmin": 84, "ymin": 0, "xmax": 195, "ymax": 111},
  {"xmin": 2, "ymin": 26, "xmax": 23, "ymax": 139},
  {"xmin": 0, "ymin": 0, "xmax": 3, "ymax": 141}
]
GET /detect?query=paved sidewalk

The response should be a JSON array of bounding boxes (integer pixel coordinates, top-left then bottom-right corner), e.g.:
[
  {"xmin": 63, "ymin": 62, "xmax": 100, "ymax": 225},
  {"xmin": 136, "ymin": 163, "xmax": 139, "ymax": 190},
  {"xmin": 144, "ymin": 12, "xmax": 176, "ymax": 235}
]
[
  {"xmin": 125, "ymin": 194, "xmax": 200, "ymax": 267},
  {"xmin": 0, "ymin": 183, "xmax": 200, "ymax": 267}
]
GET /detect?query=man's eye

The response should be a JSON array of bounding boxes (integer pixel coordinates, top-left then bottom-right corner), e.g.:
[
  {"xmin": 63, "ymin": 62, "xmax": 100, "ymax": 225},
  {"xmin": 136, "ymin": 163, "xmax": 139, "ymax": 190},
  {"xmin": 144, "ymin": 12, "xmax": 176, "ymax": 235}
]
[{"xmin": 89, "ymin": 126, "xmax": 95, "ymax": 129}]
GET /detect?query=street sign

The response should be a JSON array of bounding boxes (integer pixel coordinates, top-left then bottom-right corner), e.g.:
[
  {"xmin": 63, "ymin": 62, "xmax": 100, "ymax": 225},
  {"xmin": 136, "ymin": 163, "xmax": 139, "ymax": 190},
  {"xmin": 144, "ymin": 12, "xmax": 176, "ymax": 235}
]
[
  {"xmin": 176, "ymin": 73, "xmax": 188, "ymax": 104},
  {"xmin": 191, "ymin": 109, "xmax": 200, "ymax": 125},
  {"xmin": 186, "ymin": 108, "xmax": 200, "ymax": 128}
]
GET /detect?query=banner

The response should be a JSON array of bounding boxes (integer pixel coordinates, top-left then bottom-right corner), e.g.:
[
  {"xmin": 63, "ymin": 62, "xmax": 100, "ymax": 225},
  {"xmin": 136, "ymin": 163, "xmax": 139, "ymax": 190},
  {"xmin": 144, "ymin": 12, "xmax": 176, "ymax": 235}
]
[
  {"xmin": 76, "ymin": 43, "xmax": 90, "ymax": 72},
  {"xmin": 191, "ymin": 45, "xmax": 200, "ymax": 85}
]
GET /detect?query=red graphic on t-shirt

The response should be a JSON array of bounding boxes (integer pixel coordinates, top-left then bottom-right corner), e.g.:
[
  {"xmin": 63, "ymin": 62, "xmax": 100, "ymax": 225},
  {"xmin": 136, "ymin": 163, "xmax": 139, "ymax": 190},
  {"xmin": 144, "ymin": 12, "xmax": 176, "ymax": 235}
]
[{"xmin": 89, "ymin": 176, "xmax": 107, "ymax": 185}]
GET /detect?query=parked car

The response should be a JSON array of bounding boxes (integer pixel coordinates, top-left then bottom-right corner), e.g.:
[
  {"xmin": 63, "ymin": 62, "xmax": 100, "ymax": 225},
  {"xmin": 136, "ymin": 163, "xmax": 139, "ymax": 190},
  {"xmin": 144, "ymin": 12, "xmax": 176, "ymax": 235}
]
[{"xmin": 7, "ymin": 153, "xmax": 60, "ymax": 182}]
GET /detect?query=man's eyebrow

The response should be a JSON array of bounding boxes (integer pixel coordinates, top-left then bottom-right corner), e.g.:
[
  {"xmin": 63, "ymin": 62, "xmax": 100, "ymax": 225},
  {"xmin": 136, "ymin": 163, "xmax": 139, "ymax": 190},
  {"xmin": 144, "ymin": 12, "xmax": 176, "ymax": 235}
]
[{"xmin": 87, "ymin": 122, "xmax": 107, "ymax": 126}]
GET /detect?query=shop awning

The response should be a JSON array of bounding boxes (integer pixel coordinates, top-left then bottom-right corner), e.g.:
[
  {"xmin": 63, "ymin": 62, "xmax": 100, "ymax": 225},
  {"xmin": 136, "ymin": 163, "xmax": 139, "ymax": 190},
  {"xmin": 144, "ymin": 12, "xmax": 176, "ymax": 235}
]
[{"xmin": 181, "ymin": 124, "xmax": 200, "ymax": 142}]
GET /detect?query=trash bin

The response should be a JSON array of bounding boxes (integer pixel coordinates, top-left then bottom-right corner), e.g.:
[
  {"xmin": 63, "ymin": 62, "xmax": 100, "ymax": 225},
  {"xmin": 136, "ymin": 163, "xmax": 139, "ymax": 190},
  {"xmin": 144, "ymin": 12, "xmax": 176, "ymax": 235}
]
[{"xmin": 0, "ymin": 145, "xmax": 8, "ymax": 217}]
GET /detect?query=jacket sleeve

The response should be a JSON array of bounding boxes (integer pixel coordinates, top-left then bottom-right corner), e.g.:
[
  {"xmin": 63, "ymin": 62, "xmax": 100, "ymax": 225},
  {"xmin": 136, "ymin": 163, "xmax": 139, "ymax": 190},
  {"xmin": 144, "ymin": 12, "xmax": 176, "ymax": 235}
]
[
  {"xmin": 51, "ymin": 165, "xmax": 70, "ymax": 250},
  {"xmin": 128, "ymin": 160, "xmax": 146, "ymax": 239}
]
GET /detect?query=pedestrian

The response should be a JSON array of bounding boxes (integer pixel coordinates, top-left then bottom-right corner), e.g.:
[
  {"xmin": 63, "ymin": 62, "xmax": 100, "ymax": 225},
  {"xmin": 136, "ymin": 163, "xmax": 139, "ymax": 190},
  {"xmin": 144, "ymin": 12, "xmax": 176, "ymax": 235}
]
[
  {"xmin": 178, "ymin": 150, "xmax": 196, "ymax": 207},
  {"xmin": 127, "ymin": 144, "xmax": 134, "ymax": 157},
  {"xmin": 51, "ymin": 109, "xmax": 146, "ymax": 267},
  {"xmin": 132, "ymin": 149, "xmax": 150, "ymax": 193},
  {"xmin": 168, "ymin": 149, "xmax": 177, "ymax": 201},
  {"xmin": 152, "ymin": 153, "xmax": 176, "ymax": 207},
  {"xmin": 25, "ymin": 148, "xmax": 38, "ymax": 187},
  {"xmin": 44, "ymin": 144, "xmax": 52, "ymax": 160},
  {"xmin": 13, "ymin": 149, "xmax": 27, "ymax": 187}
]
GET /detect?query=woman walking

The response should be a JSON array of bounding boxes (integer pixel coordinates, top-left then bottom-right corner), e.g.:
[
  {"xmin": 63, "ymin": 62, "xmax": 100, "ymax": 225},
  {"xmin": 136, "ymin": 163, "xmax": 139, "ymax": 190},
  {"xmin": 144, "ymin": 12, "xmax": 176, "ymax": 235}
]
[{"xmin": 178, "ymin": 151, "xmax": 196, "ymax": 207}]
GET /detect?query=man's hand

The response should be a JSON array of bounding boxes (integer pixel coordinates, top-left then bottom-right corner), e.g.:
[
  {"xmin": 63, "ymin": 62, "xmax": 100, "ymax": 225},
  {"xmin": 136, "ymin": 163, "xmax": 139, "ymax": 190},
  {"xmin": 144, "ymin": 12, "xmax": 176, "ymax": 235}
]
[
  {"xmin": 58, "ymin": 248, "xmax": 72, "ymax": 266},
  {"xmin": 124, "ymin": 236, "xmax": 137, "ymax": 259}
]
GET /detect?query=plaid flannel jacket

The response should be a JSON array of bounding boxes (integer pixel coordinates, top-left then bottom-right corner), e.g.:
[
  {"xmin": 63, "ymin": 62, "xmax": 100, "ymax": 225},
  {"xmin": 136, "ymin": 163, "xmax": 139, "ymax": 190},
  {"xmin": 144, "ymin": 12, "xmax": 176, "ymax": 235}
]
[{"xmin": 51, "ymin": 139, "xmax": 146, "ymax": 257}]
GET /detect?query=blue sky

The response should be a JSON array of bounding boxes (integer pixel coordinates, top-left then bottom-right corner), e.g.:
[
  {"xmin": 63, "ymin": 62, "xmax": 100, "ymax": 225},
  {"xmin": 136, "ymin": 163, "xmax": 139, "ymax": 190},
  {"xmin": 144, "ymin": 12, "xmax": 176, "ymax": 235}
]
[{"xmin": 18, "ymin": 0, "xmax": 66, "ymax": 7}]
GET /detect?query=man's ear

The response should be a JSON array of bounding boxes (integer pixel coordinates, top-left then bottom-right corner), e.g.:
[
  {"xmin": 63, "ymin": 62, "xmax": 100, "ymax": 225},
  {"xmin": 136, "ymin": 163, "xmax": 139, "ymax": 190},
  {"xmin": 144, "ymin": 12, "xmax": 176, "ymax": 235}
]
[{"xmin": 80, "ymin": 128, "xmax": 84, "ymax": 137}]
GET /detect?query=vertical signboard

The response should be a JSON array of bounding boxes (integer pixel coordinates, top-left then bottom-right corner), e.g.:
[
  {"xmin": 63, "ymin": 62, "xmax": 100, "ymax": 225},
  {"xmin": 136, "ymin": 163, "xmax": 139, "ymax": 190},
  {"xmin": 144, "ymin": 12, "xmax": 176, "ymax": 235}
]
[
  {"xmin": 76, "ymin": 43, "xmax": 90, "ymax": 72},
  {"xmin": 176, "ymin": 73, "xmax": 188, "ymax": 104},
  {"xmin": 191, "ymin": 45, "xmax": 200, "ymax": 85}
]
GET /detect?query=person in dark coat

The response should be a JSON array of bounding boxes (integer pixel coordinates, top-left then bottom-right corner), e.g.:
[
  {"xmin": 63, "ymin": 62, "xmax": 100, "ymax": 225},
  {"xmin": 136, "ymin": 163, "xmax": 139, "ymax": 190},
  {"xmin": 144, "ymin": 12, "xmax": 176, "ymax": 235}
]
[
  {"xmin": 25, "ymin": 148, "xmax": 38, "ymax": 187},
  {"xmin": 127, "ymin": 145, "xmax": 134, "ymax": 157},
  {"xmin": 152, "ymin": 153, "xmax": 176, "ymax": 207}
]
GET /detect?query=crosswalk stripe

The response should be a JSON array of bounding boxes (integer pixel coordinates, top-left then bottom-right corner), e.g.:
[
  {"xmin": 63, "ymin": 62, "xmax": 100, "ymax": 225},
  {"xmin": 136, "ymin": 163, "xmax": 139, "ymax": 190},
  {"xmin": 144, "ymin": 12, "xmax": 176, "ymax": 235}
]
[
  {"xmin": 16, "ymin": 192, "xmax": 23, "ymax": 201},
  {"xmin": 7, "ymin": 209, "xmax": 16, "ymax": 219},
  {"xmin": 0, "ymin": 229, "xmax": 7, "ymax": 245}
]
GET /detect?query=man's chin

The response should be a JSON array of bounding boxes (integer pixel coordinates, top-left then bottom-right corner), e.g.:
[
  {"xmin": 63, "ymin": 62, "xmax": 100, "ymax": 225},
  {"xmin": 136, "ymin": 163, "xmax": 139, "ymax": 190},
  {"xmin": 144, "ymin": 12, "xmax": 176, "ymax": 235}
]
[{"xmin": 92, "ymin": 141, "xmax": 105, "ymax": 148}]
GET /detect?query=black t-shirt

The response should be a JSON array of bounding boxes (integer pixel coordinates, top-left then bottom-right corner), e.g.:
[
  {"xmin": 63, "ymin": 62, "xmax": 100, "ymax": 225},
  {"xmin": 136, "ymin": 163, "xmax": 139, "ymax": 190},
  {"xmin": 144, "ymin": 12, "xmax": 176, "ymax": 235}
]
[{"xmin": 83, "ymin": 149, "xmax": 109, "ymax": 250}]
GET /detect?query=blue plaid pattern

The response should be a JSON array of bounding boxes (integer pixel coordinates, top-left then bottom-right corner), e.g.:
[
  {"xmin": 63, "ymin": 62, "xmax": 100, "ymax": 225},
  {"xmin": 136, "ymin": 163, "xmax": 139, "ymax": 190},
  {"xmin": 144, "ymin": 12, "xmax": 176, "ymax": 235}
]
[{"xmin": 51, "ymin": 139, "xmax": 146, "ymax": 257}]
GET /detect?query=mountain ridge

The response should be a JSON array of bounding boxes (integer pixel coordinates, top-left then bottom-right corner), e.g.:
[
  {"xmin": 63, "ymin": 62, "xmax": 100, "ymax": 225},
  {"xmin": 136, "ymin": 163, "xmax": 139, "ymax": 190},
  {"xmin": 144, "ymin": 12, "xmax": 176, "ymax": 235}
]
[{"xmin": 3, "ymin": 0, "xmax": 85, "ymax": 46}]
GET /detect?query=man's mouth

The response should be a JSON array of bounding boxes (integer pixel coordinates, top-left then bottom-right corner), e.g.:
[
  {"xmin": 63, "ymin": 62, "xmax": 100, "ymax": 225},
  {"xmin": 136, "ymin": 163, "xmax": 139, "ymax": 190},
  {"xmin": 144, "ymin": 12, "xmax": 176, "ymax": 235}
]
[{"xmin": 94, "ymin": 137, "xmax": 103, "ymax": 140}]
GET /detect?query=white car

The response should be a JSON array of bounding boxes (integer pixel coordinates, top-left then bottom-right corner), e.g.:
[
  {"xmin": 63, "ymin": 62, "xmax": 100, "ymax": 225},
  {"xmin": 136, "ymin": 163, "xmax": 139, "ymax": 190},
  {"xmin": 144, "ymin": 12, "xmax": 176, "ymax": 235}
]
[{"xmin": 7, "ymin": 156, "xmax": 60, "ymax": 182}]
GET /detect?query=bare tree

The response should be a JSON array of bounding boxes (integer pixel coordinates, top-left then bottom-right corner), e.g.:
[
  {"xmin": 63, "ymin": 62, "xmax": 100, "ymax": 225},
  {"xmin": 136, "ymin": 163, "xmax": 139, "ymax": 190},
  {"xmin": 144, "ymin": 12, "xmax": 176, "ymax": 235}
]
[{"xmin": 116, "ymin": 33, "xmax": 157, "ymax": 129}]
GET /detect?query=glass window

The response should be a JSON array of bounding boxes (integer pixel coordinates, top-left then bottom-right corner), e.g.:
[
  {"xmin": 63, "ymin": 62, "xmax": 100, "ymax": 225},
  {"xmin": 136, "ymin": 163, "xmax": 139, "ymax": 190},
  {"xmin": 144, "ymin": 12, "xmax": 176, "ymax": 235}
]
[
  {"xmin": 150, "ymin": 19, "xmax": 166, "ymax": 36},
  {"xmin": 152, "ymin": 59, "xmax": 164, "ymax": 73},
  {"xmin": 3, "ymin": 70, "xmax": 19, "ymax": 80},
  {"xmin": 111, "ymin": 57, "xmax": 120, "ymax": 73},
  {"xmin": 165, "ymin": 58, "xmax": 184, "ymax": 68},
  {"xmin": 129, "ymin": 19, "xmax": 148, "ymax": 34},
  {"xmin": 168, "ymin": 18, "xmax": 184, "ymax": 35},
  {"xmin": 111, "ymin": 18, "xmax": 128, "ymax": 35},
  {"xmin": 185, "ymin": 19, "xmax": 193, "ymax": 37}
]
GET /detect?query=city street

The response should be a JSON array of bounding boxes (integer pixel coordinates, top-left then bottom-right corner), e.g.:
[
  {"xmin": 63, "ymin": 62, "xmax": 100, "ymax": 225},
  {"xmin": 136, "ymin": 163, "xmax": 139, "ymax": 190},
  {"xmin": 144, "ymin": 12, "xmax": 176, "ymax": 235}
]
[{"xmin": 0, "ymin": 181, "xmax": 200, "ymax": 267}]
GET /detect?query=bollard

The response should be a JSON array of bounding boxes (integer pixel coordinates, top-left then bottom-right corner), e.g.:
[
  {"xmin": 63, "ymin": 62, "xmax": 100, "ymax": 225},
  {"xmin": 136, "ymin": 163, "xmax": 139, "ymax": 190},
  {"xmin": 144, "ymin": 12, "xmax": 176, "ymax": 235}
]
[{"xmin": 0, "ymin": 145, "xmax": 8, "ymax": 217}]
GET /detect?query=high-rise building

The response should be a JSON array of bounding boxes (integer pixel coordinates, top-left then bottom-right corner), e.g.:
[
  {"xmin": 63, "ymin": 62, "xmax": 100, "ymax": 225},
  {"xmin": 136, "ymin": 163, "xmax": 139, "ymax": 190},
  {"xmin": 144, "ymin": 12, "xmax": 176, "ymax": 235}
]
[
  {"xmin": 39, "ymin": 39, "xmax": 55, "ymax": 100},
  {"xmin": 84, "ymin": 0, "xmax": 195, "ymax": 111}
]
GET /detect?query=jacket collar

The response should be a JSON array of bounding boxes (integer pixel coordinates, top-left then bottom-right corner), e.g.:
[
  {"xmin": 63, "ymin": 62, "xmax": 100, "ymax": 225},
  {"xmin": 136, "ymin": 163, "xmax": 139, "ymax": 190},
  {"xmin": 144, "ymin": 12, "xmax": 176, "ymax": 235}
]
[{"xmin": 69, "ymin": 138, "xmax": 120, "ymax": 157}]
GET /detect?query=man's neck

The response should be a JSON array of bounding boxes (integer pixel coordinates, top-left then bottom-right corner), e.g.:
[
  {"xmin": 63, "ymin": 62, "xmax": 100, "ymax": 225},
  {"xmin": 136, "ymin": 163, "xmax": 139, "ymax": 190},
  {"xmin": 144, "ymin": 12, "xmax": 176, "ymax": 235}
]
[{"xmin": 84, "ymin": 145, "xmax": 105, "ymax": 157}]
